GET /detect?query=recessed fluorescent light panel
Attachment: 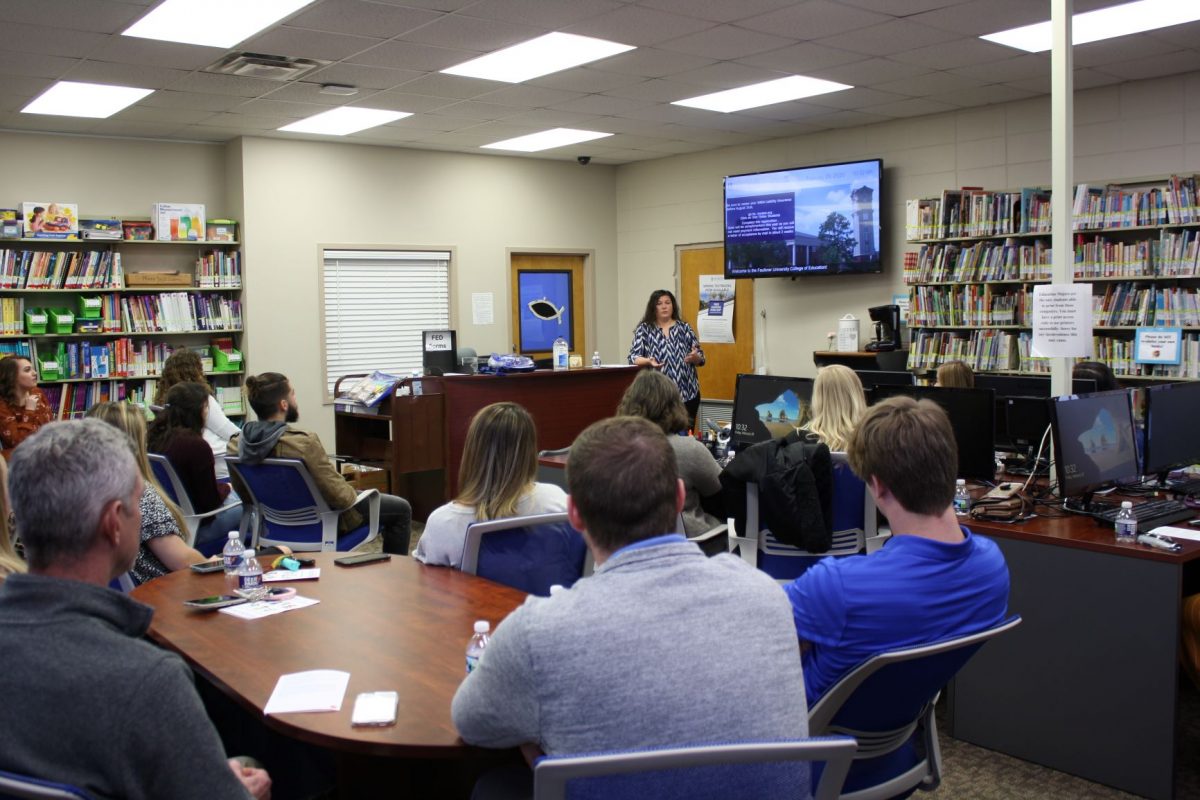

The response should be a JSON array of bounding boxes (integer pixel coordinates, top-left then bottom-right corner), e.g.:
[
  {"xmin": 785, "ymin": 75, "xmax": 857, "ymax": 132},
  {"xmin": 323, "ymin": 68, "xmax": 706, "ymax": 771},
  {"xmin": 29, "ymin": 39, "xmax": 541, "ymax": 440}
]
[
  {"xmin": 482, "ymin": 128, "xmax": 612, "ymax": 153},
  {"xmin": 442, "ymin": 32, "xmax": 634, "ymax": 83},
  {"xmin": 123, "ymin": 0, "xmax": 317, "ymax": 48},
  {"xmin": 21, "ymin": 81, "xmax": 153, "ymax": 118},
  {"xmin": 278, "ymin": 107, "xmax": 411, "ymax": 136},
  {"xmin": 981, "ymin": 0, "xmax": 1200, "ymax": 53},
  {"xmin": 673, "ymin": 75, "xmax": 853, "ymax": 113}
]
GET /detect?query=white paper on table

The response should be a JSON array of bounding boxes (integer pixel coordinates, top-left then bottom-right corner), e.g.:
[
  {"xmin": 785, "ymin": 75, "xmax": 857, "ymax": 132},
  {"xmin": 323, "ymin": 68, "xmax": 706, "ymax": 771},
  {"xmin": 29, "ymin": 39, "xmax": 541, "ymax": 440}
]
[
  {"xmin": 263, "ymin": 669, "xmax": 350, "ymax": 716},
  {"xmin": 1032, "ymin": 284, "xmax": 1093, "ymax": 358},
  {"xmin": 1148, "ymin": 525, "xmax": 1200, "ymax": 542},
  {"xmin": 263, "ymin": 568, "xmax": 320, "ymax": 582},
  {"xmin": 219, "ymin": 595, "xmax": 319, "ymax": 620}
]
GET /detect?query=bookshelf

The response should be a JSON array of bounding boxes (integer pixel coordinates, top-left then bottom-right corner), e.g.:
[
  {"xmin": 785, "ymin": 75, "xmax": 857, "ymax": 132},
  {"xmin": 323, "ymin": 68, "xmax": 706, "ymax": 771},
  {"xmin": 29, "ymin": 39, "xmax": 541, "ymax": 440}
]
[
  {"xmin": 0, "ymin": 235, "xmax": 246, "ymax": 419},
  {"xmin": 904, "ymin": 174, "xmax": 1200, "ymax": 382}
]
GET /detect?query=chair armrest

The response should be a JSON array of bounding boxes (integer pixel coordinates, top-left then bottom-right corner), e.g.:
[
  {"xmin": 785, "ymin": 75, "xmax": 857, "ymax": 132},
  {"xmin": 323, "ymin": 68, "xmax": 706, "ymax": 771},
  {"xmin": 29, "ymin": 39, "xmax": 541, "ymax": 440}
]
[
  {"xmin": 725, "ymin": 517, "xmax": 758, "ymax": 569},
  {"xmin": 357, "ymin": 489, "xmax": 381, "ymax": 538},
  {"xmin": 690, "ymin": 523, "xmax": 727, "ymax": 543},
  {"xmin": 189, "ymin": 500, "xmax": 242, "ymax": 521}
]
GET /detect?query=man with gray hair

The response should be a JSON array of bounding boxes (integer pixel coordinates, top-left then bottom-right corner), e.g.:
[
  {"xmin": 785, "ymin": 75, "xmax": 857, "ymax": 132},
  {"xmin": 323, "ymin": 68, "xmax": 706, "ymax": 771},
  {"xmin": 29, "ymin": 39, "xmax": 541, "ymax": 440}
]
[{"xmin": 0, "ymin": 420, "xmax": 271, "ymax": 800}]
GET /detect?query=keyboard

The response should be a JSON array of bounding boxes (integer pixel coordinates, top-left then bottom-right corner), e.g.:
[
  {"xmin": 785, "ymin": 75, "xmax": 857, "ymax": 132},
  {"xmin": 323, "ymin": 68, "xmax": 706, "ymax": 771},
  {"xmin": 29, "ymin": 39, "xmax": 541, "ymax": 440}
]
[
  {"xmin": 1095, "ymin": 498, "xmax": 1196, "ymax": 533},
  {"xmin": 1167, "ymin": 478, "xmax": 1200, "ymax": 496}
]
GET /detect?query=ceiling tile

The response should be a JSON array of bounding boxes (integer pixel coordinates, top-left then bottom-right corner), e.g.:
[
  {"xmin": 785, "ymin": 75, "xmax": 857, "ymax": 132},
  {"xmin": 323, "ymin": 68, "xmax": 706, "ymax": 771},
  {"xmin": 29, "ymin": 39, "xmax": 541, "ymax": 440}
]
[
  {"xmin": 475, "ymin": 84, "xmax": 587, "ymax": 108},
  {"xmin": 1072, "ymin": 34, "xmax": 1170, "ymax": 70},
  {"xmin": 864, "ymin": 96, "xmax": 958, "ymax": 117},
  {"xmin": 88, "ymin": 120, "xmax": 186, "ymax": 138},
  {"xmin": 463, "ymin": 0, "xmax": 624, "ymax": 28},
  {"xmin": 254, "ymin": 82, "xmax": 363, "ymax": 105},
  {"xmin": 117, "ymin": 105, "xmax": 221, "ymax": 125},
  {"xmin": 638, "ymin": 0, "xmax": 798, "ymax": 24},
  {"xmin": 667, "ymin": 61, "xmax": 786, "ymax": 89},
  {"xmin": 1072, "ymin": 69, "xmax": 1128, "ymax": 90},
  {"xmin": 233, "ymin": 98, "xmax": 333, "ymax": 119},
  {"xmin": 0, "ymin": 51, "xmax": 78, "ymax": 80},
  {"xmin": 948, "ymin": 53, "xmax": 1049, "ymax": 83},
  {"xmin": 874, "ymin": 71, "xmax": 984, "ymax": 97},
  {"xmin": 200, "ymin": 112, "xmax": 299, "ymax": 131},
  {"xmin": 837, "ymin": 0, "xmax": 975, "ymax": 13},
  {"xmin": 812, "ymin": 58, "xmax": 931, "ymax": 86},
  {"xmin": 392, "ymin": 71, "xmax": 503, "ymax": 101},
  {"xmin": 549, "ymin": 93, "xmax": 654, "ymax": 115},
  {"xmin": 928, "ymin": 83, "xmax": 1040, "ymax": 107},
  {"xmin": 170, "ymin": 126, "xmax": 247, "ymax": 142},
  {"xmin": 429, "ymin": 99, "xmax": 521, "ymax": 120},
  {"xmin": 739, "ymin": 1, "xmax": 891, "ymax": 41},
  {"xmin": 906, "ymin": 0, "xmax": 1049, "ymax": 37},
  {"xmin": 0, "ymin": 0, "xmax": 143, "ymax": 33},
  {"xmin": 63, "ymin": 60, "xmax": 188, "ymax": 89},
  {"xmin": 1146, "ymin": 20, "xmax": 1200, "ymax": 50},
  {"xmin": 387, "ymin": 113, "xmax": 479, "ymax": 131},
  {"xmin": 285, "ymin": 0, "xmax": 444, "ymax": 38},
  {"xmin": 140, "ymin": 90, "xmax": 248, "ymax": 112},
  {"xmin": 3, "ymin": 114, "xmax": 100, "ymax": 133},
  {"xmin": 814, "ymin": 19, "xmax": 962, "ymax": 57},
  {"xmin": 305, "ymin": 63, "xmax": 426, "ymax": 91},
  {"xmin": 346, "ymin": 41, "xmax": 481, "ymax": 71},
  {"xmin": 86, "ymin": 37, "xmax": 227, "ymax": 71},
  {"xmin": 565, "ymin": 5, "xmax": 714, "ymax": 47},
  {"xmin": 586, "ymin": 114, "xmax": 684, "ymax": 134},
  {"xmin": 398, "ymin": 14, "xmax": 543, "ymax": 51},
  {"xmin": 527, "ymin": 67, "xmax": 647, "ymax": 93},
  {"xmin": 602, "ymin": 78, "xmax": 709, "ymax": 103},
  {"xmin": 0, "ymin": 93, "xmax": 37, "ymax": 113},
  {"xmin": 801, "ymin": 109, "xmax": 892, "ymax": 127},
  {"xmin": 655, "ymin": 25, "xmax": 794, "ymax": 61},
  {"xmin": 370, "ymin": 0, "xmax": 479, "ymax": 12},
  {"xmin": 0, "ymin": 75, "xmax": 56, "ymax": 97},
  {"xmin": 0, "ymin": 22, "xmax": 107, "ymax": 59},
  {"xmin": 736, "ymin": 41, "xmax": 865, "ymax": 73},
  {"xmin": 241, "ymin": 26, "xmax": 383, "ymax": 62},
  {"xmin": 890, "ymin": 36, "xmax": 1015, "ymax": 70},
  {"xmin": 511, "ymin": 107, "xmax": 606, "ymax": 127},
  {"xmin": 165, "ymin": 72, "xmax": 286, "ymax": 98},
  {"xmin": 803, "ymin": 87, "xmax": 912, "ymax": 110},
  {"xmin": 348, "ymin": 88, "xmax": 455, "ymax": 113},
  {"xmin": 1095, "ymin": 50, "xmax": 1200, "ymax": 82},
  {"xmin": 734, "ymin": 99, "xmax": 835, "ymax": 121}
]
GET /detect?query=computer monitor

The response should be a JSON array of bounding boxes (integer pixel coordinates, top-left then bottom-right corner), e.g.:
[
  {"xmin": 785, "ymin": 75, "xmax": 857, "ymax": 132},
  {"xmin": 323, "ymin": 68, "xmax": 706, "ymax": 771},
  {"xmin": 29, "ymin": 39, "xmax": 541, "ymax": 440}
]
[
  {"xmin": 1005, "ymin": 396, "xmax": 1052, "ymax": 450},
  {"xmin": 869, "ymin": 385, "xmax": 996, "ymax": 480},
  {"xmin": 1049, "ymin": 389, "xmax": 1139, "ymax": 501},
  {"xmin": 855, "ymin": 370, "xmax": 913, "ymax": 391},
  {"xmin": 1143, "ymin": 381, "xmax": 1200, "ymax": 481},
  {"xmin": 730, "ymin": 374, "xmax": 815, "ymax": 448},
  {"xmin": 974, "ymin": 374, "xmax": 1099, "ymax": 398}
]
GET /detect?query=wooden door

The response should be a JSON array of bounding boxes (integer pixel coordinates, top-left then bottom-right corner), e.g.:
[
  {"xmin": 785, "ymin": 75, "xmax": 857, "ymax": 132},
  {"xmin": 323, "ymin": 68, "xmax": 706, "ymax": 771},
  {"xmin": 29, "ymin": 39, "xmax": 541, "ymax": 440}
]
[
  {"xmin": 510, "ymin": 254, "xmax": 587, "ymax": 359},
  {"xmin": 678, "ymin": 244, "xmax": 754, "ymax": 402}
]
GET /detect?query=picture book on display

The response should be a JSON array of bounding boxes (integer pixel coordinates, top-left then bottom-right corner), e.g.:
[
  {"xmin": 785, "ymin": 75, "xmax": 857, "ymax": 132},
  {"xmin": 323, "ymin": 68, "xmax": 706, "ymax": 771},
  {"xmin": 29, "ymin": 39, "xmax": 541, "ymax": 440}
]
[
  {"xmin": 335, "ymin": 371, "xmax": 402, "ymax": 413},
  {"xmin": 22, "ymin": 202, "xmax": 78, "ymax": 239}
]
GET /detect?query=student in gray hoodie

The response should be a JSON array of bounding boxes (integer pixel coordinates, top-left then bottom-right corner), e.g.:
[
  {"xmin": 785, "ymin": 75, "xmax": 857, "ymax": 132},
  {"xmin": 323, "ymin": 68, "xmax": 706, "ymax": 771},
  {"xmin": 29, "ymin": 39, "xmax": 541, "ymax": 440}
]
[{"xmin": 228, "ymin": 372, "xmax": 412, "ymax": 554}]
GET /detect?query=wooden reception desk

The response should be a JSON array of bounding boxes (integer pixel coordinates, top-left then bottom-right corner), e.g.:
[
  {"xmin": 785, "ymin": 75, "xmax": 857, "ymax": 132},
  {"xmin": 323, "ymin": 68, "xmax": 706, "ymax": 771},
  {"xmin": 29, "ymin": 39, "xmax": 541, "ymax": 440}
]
[{"xmin": 335, "ymin": 366, "xmax": 639, "ymax": 518}]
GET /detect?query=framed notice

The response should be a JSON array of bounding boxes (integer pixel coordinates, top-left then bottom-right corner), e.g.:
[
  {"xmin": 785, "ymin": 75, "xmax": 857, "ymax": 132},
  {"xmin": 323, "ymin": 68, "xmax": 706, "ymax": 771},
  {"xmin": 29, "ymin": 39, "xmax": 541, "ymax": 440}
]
[{"xmin": 1134, "ymin": 326, "xmax": 1182, "ymax": 365}]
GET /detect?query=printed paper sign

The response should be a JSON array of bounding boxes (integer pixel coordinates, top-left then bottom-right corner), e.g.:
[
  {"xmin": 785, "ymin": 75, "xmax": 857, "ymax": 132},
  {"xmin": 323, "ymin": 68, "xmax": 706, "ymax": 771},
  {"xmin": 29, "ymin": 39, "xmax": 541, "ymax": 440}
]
[
  {"xmin": 698, "ymin": 275, "xmax": 735, "ymax": 344},
  {"xmin": 1135, "ymin": 327, "xmax": 1182, "ymax": 365},
  {"xmin": 1032, "ymin": 284, "xmax": 1093, "ymax": 358}
]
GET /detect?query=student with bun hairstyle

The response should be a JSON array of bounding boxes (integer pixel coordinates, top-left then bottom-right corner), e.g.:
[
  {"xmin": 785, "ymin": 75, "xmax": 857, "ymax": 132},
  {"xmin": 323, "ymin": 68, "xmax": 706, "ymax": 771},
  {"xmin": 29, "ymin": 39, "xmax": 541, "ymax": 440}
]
[{"xmin": 414, "ymin": 402, "xmax": 566, "ymax": 568}]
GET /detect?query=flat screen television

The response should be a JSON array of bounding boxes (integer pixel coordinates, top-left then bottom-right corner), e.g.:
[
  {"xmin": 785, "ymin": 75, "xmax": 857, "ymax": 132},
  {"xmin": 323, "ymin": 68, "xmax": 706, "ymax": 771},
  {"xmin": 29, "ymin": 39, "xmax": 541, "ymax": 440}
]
[
  {"xmin": 1048, "ymin": 389, "xmax": 1139, "ymax": 501},
  {"xmin": 731, "ymin": 374, "xmax": 815, "ymax": 449},
  {"xmin": 724, "ymin": 158, "xmax": 883, "ymax": 278}
]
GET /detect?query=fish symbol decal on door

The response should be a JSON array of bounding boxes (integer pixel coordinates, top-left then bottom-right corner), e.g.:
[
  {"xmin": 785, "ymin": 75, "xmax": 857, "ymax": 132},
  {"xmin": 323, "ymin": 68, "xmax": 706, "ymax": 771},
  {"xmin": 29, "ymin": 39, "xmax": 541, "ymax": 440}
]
[{"xmin": 528, "ymin": 297, "xmax": 565, "ymax": 325}]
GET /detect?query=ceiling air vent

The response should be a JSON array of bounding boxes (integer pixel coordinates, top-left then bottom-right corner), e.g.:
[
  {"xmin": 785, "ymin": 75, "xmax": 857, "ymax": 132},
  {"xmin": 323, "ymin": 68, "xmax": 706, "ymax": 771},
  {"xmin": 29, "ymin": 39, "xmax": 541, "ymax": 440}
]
[{"xmin": 205, "ymin": 52, "xmax": 330, "ymax": 81}]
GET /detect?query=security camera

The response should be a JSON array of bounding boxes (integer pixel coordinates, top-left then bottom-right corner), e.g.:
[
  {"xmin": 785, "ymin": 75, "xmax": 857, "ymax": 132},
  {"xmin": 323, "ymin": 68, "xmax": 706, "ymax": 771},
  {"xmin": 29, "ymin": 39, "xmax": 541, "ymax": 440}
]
[{"xmin": 577, "ymin": 156, "xmax": 591, "ymax": 165}]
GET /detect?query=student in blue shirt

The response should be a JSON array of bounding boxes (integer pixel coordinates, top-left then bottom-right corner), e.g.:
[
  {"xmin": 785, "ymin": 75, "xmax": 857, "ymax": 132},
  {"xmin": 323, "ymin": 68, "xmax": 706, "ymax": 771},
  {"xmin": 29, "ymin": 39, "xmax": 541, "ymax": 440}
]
[{"xmin": 784, "ymin": 395, "xmax": 1010, "ymax": 703}]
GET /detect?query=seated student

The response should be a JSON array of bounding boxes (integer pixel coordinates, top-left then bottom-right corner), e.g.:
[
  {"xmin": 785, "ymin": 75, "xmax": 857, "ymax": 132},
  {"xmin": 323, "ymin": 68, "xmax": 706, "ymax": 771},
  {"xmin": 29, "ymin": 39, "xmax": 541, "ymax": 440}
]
[
  {"xmin": 802, "ymin": 364, "xmax": 866, "ymax": 452},
  {"xmin": 87, "ymin": 402, "xmax": 214, "ymax": 584},
  {"xmin": 414, "ymin": 402, "xmax": 565, "ymax": 568},
  {"xmin": 0, "ymin": 356, "xmax": 53, "ymax": 461},
  {"xmin": 452, "ymin": 417, "xmax": 807, "ymax": 794},
  {"xmin": 617, "ymin": 369, "xmax": 721, "ymax": 537},
  {"xmin": 148, "ymin": 382, "xmax": 243, "ymax": 553},
  {"xmin": 1073, "ymin": 360, "xmax": 1120, "ymax": 391},
  {"xmin": 935, "ymin": 360, "xmax": 974, "ymax": 389},
  {"xmin": 155, "ymin": 349, "xmax": 241, "ymax": 480},
  {"xmin": 0, "ymin": 458, "xmax": 22, "ymax": 582},
  {"xmin": 785, "ymin": 395, "xmax": 1010, "ymax": 703},
  {"xmin": 0, "ymin": 420, "xmax": 270, "ymax": 799},
  {"xmin": 229, "ymin": 372, "xmax": 413, "ymax": 554}
]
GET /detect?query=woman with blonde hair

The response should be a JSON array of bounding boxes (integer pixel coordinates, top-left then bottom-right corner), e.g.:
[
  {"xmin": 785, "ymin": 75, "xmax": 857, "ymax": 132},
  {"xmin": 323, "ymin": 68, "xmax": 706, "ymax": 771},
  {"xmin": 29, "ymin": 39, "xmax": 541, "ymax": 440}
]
[
  {"xmin": 936, "ymin": 360, "xmax": 975, "ymax": 389},
  {"xmin": 155, "ymin": 348, "xmax": 240, "ymax": 480},
  {"xmin": 804, "ymin": 365, "xmax": 867, "ymax": 453},
  {"xmin": 0, "ymin": 458, "xmax": 24, "ymax": 581},
  {"xmin": 86, "ymin": 401, "xmax": 213, "ymax": 584},
  {"xmin": 617, "ymin": 368, "xmax": 721, "ymax": 537},
  {"xmin": 414, "ymin": 402, "xmax": 566, "ymax": 568}
]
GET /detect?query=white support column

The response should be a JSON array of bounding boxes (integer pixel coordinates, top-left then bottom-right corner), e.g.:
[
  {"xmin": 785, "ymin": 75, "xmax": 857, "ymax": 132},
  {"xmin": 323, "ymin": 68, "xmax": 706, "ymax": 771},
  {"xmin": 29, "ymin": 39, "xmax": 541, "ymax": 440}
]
[{"xmin": 1050, "ymin": 0, "xmax": 1074, "ymax": 397}]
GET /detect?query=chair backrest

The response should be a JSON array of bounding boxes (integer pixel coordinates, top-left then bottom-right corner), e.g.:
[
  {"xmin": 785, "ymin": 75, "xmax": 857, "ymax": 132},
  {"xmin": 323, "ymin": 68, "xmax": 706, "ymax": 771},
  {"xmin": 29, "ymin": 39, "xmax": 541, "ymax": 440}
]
[
  {"xmin": 533, "ymin": 737, "xmax": 858, "ymax": 800},
  {"xmin": 461, "ymin": 512, "xmax": 588, "ymax": 596},
  {"xmin": 146, "ymin": 454, "xmax": 194, "ymax": 514},
  {"xmin": 226, "ymin": 457, "xmax": 334, "ymax": 547},
  {"xmin": 0, "ymin": 769, "xmax": 92, "ymax": 799}
]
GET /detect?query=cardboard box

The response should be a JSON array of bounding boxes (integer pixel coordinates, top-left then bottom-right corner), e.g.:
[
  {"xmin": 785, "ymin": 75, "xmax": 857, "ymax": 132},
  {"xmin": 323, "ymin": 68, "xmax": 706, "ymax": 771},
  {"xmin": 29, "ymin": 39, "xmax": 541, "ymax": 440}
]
[
  {"xmin": 152, "ymin": 203, "xmax": 205, "ymax": 242},
  {"xmin": 206, "ymin": 219, "xmax": 238, "ymax": 242},
  {"xmin": 124, "ymin": 271, "xmax": 194, "ymax": 287},
  {"xmin": 341, "ymin": 464, "xmax": 389, "ymax": 494}
]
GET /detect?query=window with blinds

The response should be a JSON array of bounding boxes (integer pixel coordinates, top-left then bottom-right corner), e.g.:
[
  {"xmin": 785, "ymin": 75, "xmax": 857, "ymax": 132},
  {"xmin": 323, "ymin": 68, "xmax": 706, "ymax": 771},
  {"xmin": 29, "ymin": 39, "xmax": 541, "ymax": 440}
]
[{"xmin": 321, "ymin": 249, "xmax": 451, "ymax": 399}]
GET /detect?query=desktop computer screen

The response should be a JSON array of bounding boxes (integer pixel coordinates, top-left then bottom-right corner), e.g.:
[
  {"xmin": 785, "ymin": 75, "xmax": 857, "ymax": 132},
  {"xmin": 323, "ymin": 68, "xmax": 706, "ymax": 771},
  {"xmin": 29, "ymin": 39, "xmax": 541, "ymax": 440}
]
[
  {"xmin": 869, "ymin": 385, "xmax": 996, "ymax": 480},
  {"xmin": 1143, "ymin": 381, "xmax": 1200, "ymax": 480},
  {"xmin": 1049, "ymin": 389, "xmax": 1139, "ymax": 499},
  {"xmin": 730, "ymin": 374, "xmax": 815, "ymax": 448},
  {"xmin": 854, "ymin": 370, "xmax": 914, "ymax": 391},
  {"xmin": 974, "ymin": 374, "xmax": 1099, "ymax": 397},
  {"xmin": 977, "ymin": 375, "xmax": 1097, "ymax": 451}
]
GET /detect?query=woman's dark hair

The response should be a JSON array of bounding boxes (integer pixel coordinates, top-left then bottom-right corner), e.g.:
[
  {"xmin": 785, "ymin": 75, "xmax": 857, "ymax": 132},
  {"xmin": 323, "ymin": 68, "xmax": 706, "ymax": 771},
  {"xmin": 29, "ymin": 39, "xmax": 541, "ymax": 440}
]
[
  {"xmin": 617, "ymin": 369, "xmax": 689, "ymax": 434},
  {"xmin": 0, "ymin": 357, "xmax": 29, "ymax": 405},
  {"xmin": 147, "ymin": 381, "xmax": 209, "ymax": 452},
  {"xmin": 640, "ymin": 289, "xmax": 681, "ymax": 326},
  {"xmin": 1073, "ymin": 361, "xmax": 1120, "ymax": 392}
]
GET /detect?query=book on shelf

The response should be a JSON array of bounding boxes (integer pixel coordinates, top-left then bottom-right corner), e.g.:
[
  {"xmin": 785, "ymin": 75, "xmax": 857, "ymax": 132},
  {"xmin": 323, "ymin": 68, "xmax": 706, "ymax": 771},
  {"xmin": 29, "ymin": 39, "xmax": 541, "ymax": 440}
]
[{"xmin": 335, "ymin": 370, "xmax": 402, "ymax": 413}]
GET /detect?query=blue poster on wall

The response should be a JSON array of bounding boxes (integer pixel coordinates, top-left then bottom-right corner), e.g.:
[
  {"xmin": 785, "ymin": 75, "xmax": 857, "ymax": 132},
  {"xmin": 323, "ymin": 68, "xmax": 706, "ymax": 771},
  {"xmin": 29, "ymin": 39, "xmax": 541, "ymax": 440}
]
[{"xmin": 519, "ymin": 270, "xmax": 573, "ymax": 352}]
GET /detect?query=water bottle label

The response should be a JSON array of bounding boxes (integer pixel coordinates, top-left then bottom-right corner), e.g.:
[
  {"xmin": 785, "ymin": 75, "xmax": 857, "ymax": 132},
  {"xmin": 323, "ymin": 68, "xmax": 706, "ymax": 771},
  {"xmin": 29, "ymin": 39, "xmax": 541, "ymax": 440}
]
[
  {"xmin": 224, "ymin": 554, "xmax": 242, "ymax": 570},
  {"xmin": 953, "ymin": 496, "xmax": 970, "ymax": 515},
  {"xmin": 239, "ymin": 572, "xmax": 262, "ymax": 590},
  {"xmin": 466, "ymin": 654, "xmax": 480, "ymax": 674}
]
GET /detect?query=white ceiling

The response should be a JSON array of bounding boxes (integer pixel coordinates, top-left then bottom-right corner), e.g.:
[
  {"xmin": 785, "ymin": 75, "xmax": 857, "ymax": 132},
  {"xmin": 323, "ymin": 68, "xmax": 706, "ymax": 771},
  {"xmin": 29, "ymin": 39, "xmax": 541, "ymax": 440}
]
[{"xmin": 0, "ymin": 0, "xmax": 1197, "ymax": 164}]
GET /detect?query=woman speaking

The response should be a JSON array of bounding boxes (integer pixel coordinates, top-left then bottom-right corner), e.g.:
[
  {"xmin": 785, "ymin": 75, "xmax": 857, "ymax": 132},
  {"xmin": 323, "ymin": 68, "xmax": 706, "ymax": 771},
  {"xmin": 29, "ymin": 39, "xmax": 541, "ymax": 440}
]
[{"xmin": 627, "ymin": 289, "xmax": 705, "ymax": 427}]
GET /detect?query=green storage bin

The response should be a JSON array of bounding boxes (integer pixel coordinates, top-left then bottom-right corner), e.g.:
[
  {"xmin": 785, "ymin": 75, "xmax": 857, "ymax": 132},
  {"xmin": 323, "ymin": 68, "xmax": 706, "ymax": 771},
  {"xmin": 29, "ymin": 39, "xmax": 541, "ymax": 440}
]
[
  {"xmin": 24, "ymin": 309, "xmax": 47, "ymax": 335},
  {"xmin": 210, "ymin": 345, "xmax": 243, "ymax": 372},
  {"xmin": 37, "ymin": 354, "xmax": 60, "ymax": 381},
  {"xmin": 76, "ymin": 295, "xmax": 102, "ymax": 319},
  {"xmin": 47, "ymin": 308, "xmax": 75, "ymax": 334}
]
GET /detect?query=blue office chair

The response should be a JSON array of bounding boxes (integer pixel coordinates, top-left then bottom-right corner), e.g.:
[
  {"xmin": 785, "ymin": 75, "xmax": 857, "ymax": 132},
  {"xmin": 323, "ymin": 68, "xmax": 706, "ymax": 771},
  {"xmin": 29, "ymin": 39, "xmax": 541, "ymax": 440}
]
[
  {"xmin": 729, "ymin": 452, "xmax": 876, "ymax": 581},
  {"xmin": 533, "ymin": 737, "xmax": 858, "ymax": 800},
  {"xmin": 226, "ymin": 456, "xmax": 380, "ymax": 552},
  {"xmin": 147, "ymin": 453, "xmax": 243, "ymax": 549},
  {"xmin": 807, "ymin": 615, "xmax": 1023, "ymax": 800},
  {"xmin": 461, "ymin": 512, "xmax": 588, "ymax": 596},
  {"xmin": 108, "ymin": 573, "xmax": 136, "ymax": 593},
  {"xmin": 0, "ymin": 769, "xmax": 92, "ymax": 799}
]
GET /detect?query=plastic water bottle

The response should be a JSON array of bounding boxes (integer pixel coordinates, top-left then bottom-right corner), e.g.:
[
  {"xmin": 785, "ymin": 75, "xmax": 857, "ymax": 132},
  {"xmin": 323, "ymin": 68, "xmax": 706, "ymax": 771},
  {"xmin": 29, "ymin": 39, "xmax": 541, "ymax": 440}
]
[
  {"xmin": 1115, "ymin": 501, "xmax": 1138, "ymax": 543},
  {"xmin": 953, "ymin": 479, "xmax": 970, "ymax": 516},
  {"xmin": 591, "ymin": 351, "xmax": 602, "ymax": 368},
  {"xmin": 237, "ymin": 548, "xmax": 264, "ymax": 596},
  {"xmin": 552, "ymin": 336, "xmax": 568, "ymax": 371},
  {"xmin": 466, "ymin": 620, "xmax": 490, "ymax": 674},
  {"xmin": 222, "ymin": 531, "xmax": 244, "ymax": 575}
]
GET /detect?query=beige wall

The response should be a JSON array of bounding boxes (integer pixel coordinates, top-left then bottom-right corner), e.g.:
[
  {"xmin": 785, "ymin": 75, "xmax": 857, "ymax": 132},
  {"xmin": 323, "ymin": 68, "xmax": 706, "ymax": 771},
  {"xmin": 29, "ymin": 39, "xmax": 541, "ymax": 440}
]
[
  {"xmin": 236, "ymin": 137, "xmax": 619, "ymax": 445},
  {"xmin": 614, "ymin": 70, "xmax": 1200, "ymax": 393}
]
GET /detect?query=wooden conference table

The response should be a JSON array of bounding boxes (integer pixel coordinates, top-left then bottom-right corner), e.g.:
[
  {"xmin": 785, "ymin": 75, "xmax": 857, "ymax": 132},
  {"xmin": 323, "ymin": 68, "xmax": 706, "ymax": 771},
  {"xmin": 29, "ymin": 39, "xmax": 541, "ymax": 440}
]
[
  {"xmin": 130, "ymin": 553, "xmax": 527, "ymax": 760},
  {"xmin": 953, "ymin": 491, "xmax": 1200, "ymax": 800}
]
